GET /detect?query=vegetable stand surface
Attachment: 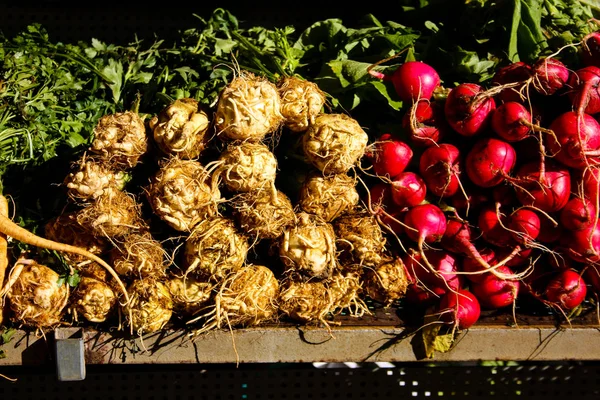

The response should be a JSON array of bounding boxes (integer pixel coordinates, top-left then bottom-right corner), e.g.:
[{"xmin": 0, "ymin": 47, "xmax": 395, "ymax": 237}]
[{"xmin": 2, "ymin": 1, "xmax": 600, "ymax": 372}]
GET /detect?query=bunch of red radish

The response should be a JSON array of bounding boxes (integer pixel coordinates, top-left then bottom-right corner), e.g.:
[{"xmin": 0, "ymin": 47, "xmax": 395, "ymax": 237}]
[{"xmin": 366, "ymin": 33, "xmax": 600, "ymax": 330}]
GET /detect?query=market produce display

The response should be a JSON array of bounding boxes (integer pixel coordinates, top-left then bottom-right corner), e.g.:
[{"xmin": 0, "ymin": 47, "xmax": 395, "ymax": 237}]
[{"xmin": 1, "ymin": 1, "xmax": 600, "ymax": 358}]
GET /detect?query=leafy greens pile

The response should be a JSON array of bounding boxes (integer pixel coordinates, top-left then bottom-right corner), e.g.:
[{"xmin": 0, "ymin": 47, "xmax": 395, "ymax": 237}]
[{"xmin": 0, "ymin": 0, "xmax": 598, "ymax": 230}]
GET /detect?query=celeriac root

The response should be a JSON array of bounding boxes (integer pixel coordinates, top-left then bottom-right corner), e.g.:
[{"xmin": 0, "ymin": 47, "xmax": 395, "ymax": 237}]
[{"xmin": 0, "ymin": 213, "xmax": 130, "ymax": 305}]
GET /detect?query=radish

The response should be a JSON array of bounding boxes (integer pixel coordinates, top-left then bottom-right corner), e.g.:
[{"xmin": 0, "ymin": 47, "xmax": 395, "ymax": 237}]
[
  {"xmin": 441, "ymin": 218, "xmax": 520, "ymax": 280},
  {"xmin": 448, "ymin": 189, "xmax": 490, "ymax": 215},
  {"xmin": 491, "ymin": 61, "xmax": 532, "ymax": 103},
  {"xmin": 471, "ymin": 265, "xmax": 520, "ymax": 310},
  {"xmin": 536, "ymin": 216, "xmax": 563, "ymax": 244},
  {"xmin": 496, "ymin": 246, "xmax": 533, "ymax": 268},
  {"xmin": 581, "ymin": 166, "xmax": 600, "ymax": 202},
  {"xmin": 444, "ymin": 83, "xmax": 496, "ymax": 137},
  {"xmin": 418, "ymin": 143, "xmax": 463, "ymax": 198},
  {"xmin": 559, "ymin": 197, "xmax": 596, "ymax": 231},
  {"xmin": 545, "ymin": 269, "xmax": 588, "ymax": 310},
  {"xmin": 478, "ymin": 204, "xmax": 514, "ymax": 247},
  {"xmin": 560, "ymin": 222, "xmax": 600, "ymax": 264},
  {"xmin": 547, "ymin": 111, "xmax": 600, "ymax": 170},
  {"xmin": 404, "ymin": 249, "xmax": 461, "ymax": 305},
  {"xmin": 402, "ymin": 99, "xmax": 447, "ymax": 147},
  {"xmin": 581, "ymin": 32, "xmax": 600, "ymax": 67},
  {"xmin": 403, "ymin": 203, "xmax": 450, "ymax": 278},
  {"xmin": 403, "ymin": 204, "xmax": 446, "ymax": 245},
  {"xmin": 366, "ymin": 133, "xmax": 413, "ymax": 178},
  {"xmin": 584, "ymin": 264, "xmax": 600, "ymax": 294},
  {"xmin": 465, "ymin": 137, "xmax": 516, "ymax": 188},
  {"xmin": 438, "ymin": 289, "xmax": 481, "ymax": 330},
  {"xmin": 491, "ymin": 102, "xmax": 535, "ymax": 142},
  {"xmin": 390, "ymin": 172, "xmax": 427, "ymax": 208},
  {"xmin": 462, "ymin": 248, "xmax": 496, "ymax": 283},
  {"xmin": 531, "ymin": 57, "xmax": 570, "ymax": 96},
  {"xmin": 513, "ymin": 160, "xmax": 571, "ymax": 213},
  {"xmin": 508, "ymin": 208, "xmax": 541, "ymax": 245},
  {"xmin": 368, "ymin": 60, "xmax": 441, "ymax": 102},
  {"xmin": 567, "ymin": 66, "xmax": 600, "ymax": 115},
  {"xmin": 520, "ymin": 263, "xmax": 555, "ymax": 299}
]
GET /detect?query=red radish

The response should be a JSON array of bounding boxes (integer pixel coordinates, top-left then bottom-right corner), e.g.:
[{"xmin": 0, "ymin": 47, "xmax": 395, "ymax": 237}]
[
  {"xmin": 471, "ymin": 265, "xmax": 520, "ymax": 310},
  {"xmin": 444, "ymin": 83, "xmax": 496, "ymax": 137},
  {"xmin": 441, "ymin": 218, "xmax": 519, "ymax": 280},
  {"xmin": 366, "ymin": 133, "xmax": 413, "ymax": 178},
  {"xmin": 580, "ymin": 32, "xmax": 600, "ymax": 67},
  {"xmin": 402, "ymin": 100, "xmax": 447, "ymax": 147},
  {"xmin": 403, "ymin": 204, "xmax": 446, "ymax": 245},
  {"xmin": 440, "ymin": 218, "xmax": 474, "ymax": 254},
  {"xmin": 545, "ymin": 269, "xmax": 587, "ymax": 310},
  {"xmin": 531, "ymin": 57, "xmax": 570, "ymax": 96},
  {"xmin": 418, "ymin": 143, "xmax": 462, "ymax": 198},
  {"xmin": 403, "ymin": 203, "xmax": 451, "ymax": 279},
  {"xmin": 560, "ymin": 222, "xmax": 600, "ymax": 264},
  {"xmin": 508, "ymin": 208, "xmax": 541, "ymax": 245},
  {"xmin": 491, "ymin": 61, "xmax": 532, "ymax": 103},
  {"xmin": 369, "ymin": 61, "xmax": 441, "ymax": 102},
  {"xmin": 581, "ymin": 166, "xmax": 600, "ymax": 202},
  {"xmin": 478, "ymin": 204, "xmax": 514, "ymax": 247},
  {"xmin": 513, "ymin": 160, "xmax": 571, "ymax": 213},
  {"xmin": 547, "ymin": 111, "xmax": 600, "ymax": 170},
  {"xmin": 404, "ymin": 249, "xmax": 461, "ymax": 305},
  {"xmin": 439, "ymin": 289, "xmax": 481, "ymax": 329},
  {"xmin": 449, "ymin": 189, "xmax": 490, "ymax": 214},
  {"xmin": 491, "ymin": 102, "xmax": 532, "ymax": 142},
  {"xmin": 567, "ymin": 66, "xmax": 600, "ymax": 115},
  {"xmin": 465, "ymin": 137, "xmax": 516, "ymax": 188},
  {"xmin": 462, "ymin": 248, "xmax": 496, "ymax": 283},
  {"xmin": 581, "ymin": 32, "xmax": 600, "ymax": 67},
  {"xmin": 390, "ymin": 172, "xmax": 427, "ymax": 208},
  {"xmin": 584, "ymin": 264, "xmax": 600, "ymax": 294},
  {"xmin": 536, "ymin": 216, "xmax": 562, "ymax": 244},
  {"xmin": 496, "ymin": 246, "xmax": 533, "ymax": 268},
  {"xmin": 559, "ymin": 197, "xmax": 596, "ymax": 231},
  {"xmin": 520, "ymin": 263, "xmax": 555, "ymax": 298}
]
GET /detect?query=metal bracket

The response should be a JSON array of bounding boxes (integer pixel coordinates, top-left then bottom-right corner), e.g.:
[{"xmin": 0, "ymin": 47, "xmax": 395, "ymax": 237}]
[{"xmin": 54, "ymin": 327, "xmax": 86, "ymax": 381}]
